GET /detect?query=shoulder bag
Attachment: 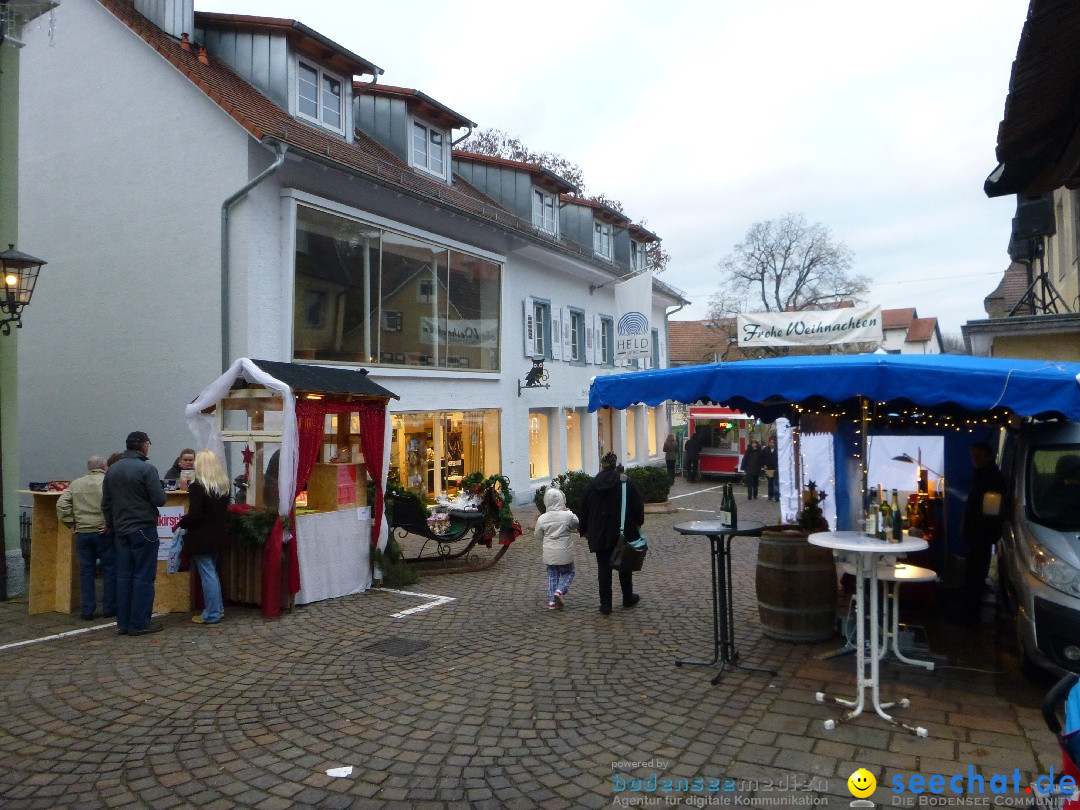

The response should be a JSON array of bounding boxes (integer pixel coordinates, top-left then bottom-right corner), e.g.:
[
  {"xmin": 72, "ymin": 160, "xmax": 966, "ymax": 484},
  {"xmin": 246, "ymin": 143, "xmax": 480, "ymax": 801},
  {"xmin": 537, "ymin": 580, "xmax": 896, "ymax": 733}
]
[{"xmin": 610, "ymin": 479, "xmax": 648, "ymax": 573}]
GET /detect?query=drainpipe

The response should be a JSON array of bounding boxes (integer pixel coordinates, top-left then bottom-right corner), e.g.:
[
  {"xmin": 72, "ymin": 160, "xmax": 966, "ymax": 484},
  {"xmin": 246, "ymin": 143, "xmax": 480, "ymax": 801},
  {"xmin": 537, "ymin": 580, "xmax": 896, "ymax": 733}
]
[{"xmin": 220, "ymin": 139, "xmax": 288, "ymax": 372}]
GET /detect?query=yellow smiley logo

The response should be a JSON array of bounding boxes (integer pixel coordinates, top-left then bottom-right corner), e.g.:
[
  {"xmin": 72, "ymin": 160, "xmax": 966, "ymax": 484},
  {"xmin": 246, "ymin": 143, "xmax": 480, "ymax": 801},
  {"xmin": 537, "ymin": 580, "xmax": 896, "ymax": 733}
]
[{"xmin": 847, "ymin": 768, "xmax": 876, "ymax": 798}]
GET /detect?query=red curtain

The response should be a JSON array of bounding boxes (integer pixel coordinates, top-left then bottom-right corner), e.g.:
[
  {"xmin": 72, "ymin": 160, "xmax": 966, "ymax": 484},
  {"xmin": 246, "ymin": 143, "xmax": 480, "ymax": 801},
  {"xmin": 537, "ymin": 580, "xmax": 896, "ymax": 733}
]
[{"xmin": 260, "ymin": 398, "xmax": 387, "ymax": 618}]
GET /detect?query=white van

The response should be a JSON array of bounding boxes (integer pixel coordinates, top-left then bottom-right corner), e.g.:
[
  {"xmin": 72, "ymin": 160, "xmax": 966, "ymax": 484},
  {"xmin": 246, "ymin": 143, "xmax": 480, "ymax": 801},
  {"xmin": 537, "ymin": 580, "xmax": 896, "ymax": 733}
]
[{"xmin": 999, "ymin": 420, "xmax": 1080, "ymax": 675}]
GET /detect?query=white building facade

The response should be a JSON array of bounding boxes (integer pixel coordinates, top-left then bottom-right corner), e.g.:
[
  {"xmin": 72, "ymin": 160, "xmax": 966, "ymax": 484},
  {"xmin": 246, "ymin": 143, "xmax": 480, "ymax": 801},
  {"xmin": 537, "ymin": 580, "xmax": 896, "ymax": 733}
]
[{"xmin": 16, "ymin": 0, "xmax": 683, "ymax": 512}]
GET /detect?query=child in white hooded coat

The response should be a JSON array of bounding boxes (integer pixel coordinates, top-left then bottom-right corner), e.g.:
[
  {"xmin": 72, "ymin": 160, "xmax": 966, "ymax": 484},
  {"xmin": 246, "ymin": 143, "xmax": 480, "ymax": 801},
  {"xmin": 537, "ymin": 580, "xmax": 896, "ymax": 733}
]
[{"xmin": 534, "ymin": 488, "xmax": 579, "ymax": 609}]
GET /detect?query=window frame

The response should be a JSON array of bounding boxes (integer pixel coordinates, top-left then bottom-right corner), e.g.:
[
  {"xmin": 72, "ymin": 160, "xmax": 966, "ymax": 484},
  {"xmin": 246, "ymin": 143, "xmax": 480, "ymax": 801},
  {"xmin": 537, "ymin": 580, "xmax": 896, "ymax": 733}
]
[
  {"xmin": 599, "ymin": 316, "xmax": 614, "ymax": 366},
  {"xmin": 631, "ymin": 241, "xmax": 647, "ymax": 272},
  {"xmin": 593, "ymin": 221, "xmax": 613, "ymax": 259},
  {"xmin": 296, "ymin": 59, "xmax": 345, "ymax": 134},
  {"xmin": 569, "ymin": 308, "xmax": 586, "ymax": 364},
  {"xmin": 532, "ymin": 190, "xmax": 557, "ymax": 234},
  {"xmin": 532, "ymin": 300, "xmax": 552, "ymax": 359},
  {"xmin": 411, "ymin": 120, "xmax": 448, "ymax": 179}
]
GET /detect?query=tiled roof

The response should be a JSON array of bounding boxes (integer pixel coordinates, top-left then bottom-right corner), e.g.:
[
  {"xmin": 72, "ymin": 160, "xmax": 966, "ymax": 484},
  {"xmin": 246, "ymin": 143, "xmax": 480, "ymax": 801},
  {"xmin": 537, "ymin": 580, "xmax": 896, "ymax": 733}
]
[
  {"xmin": 881, "ymin": 307, "xmax": 916, "ymax": 330},
  {"xmin": 983, "ymin": 261, "xmax": 1032, "ymax": 318},
  {"xmin": 667, "ymin": 320, "xmax": 735, "ymax": 364},
  {"xmin": 906, "ymin": 317, "xmax": 939, "ymax": 343}
]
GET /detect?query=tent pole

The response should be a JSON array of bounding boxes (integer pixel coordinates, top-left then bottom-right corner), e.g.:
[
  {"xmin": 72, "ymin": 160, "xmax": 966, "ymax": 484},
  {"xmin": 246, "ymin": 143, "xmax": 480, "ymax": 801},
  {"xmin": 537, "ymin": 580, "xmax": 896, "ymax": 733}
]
[{"xmin": 860, "ymin": 397, "xmax": 869, "ymax": 513}]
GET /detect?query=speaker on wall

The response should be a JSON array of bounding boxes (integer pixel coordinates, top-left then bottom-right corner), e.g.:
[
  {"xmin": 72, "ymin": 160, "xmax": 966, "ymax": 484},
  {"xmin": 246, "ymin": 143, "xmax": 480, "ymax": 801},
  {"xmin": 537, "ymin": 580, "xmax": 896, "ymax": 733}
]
[{"xmin": 1014, "ymin": 193, "xmax": 1056, "ymax": 238}]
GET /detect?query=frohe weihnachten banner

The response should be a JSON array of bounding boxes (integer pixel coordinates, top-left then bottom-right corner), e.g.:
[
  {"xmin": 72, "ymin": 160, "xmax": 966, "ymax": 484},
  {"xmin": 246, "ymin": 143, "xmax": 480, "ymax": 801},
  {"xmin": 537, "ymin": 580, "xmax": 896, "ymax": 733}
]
[
  {"xmin": 736, "ymin": 306, "xmax": 883, "ymax": 348},
  {"xmin": 614, "ymin": 271, "xmax": 653, "ymax": 361}
]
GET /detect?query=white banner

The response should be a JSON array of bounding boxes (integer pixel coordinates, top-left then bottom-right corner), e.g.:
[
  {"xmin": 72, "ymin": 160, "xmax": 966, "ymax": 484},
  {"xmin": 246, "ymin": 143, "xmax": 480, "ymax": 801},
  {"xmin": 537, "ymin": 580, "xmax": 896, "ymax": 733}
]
[
  {"xmin": 737, "ymin": 306, "xmax": 882, "ymax": 348},
  {"xmin": 614, "ymin": 271, "xmax": 652, "ymax": 361}
]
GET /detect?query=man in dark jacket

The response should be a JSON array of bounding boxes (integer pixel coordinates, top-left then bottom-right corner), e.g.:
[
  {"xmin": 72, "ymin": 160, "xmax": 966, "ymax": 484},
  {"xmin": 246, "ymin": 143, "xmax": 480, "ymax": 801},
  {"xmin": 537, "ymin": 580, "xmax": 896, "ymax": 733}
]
[
  {"xmin": 959, "ymin": 441, "xmax": 1007, "ymax": 624},
  {"xmin": 579, "ymin": 453, "xmax": 645, "ymax": 615},
  {"xmin": 102, "ymin": 431, "xmax": 167, "ymax": 636}
]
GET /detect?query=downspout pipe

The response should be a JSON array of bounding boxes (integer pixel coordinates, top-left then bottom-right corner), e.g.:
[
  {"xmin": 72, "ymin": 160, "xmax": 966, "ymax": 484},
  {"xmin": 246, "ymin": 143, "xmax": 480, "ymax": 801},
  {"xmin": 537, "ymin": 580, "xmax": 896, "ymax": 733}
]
[{"xmin": 220, "ymin": 138, "xmax": 288, "ymax": 372}]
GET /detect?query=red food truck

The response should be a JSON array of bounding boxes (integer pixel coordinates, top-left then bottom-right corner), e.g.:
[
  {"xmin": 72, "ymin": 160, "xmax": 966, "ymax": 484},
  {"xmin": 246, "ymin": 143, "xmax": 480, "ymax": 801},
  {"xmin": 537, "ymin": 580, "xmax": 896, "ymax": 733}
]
[{"xmin": 685, "ymin": 406, "xmax": 756, "ymax": 478}]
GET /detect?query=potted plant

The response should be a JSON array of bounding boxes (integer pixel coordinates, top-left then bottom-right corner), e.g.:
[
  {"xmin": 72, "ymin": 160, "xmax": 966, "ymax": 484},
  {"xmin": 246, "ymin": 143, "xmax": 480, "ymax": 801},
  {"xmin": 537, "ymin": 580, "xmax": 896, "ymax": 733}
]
[{"xmin": 755, "ymin": 481, "xmax": 838, "ymax": 642}]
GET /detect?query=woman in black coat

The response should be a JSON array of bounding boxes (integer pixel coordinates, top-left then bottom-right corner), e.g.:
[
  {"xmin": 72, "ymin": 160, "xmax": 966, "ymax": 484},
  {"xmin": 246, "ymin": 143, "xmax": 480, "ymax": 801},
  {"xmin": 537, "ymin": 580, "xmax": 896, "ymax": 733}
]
[
  {"xmin": 178, "ymin": 450, "xmax": 230, "ymax": 625},
  {"xmin": 579, "ymin": 453, "xmax": 645, "ymax": 615}
]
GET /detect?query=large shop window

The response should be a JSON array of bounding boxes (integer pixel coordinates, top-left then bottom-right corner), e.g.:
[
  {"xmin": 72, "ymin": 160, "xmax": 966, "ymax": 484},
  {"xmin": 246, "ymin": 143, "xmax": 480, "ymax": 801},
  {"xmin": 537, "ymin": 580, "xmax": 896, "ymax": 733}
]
[
  {"xmin": 390, "ymin": 410, "xmax": 501, "ymax": 499},
  {"xmin": 626, "ymin": 408, "xmax": 638, "ymax": 460},
  {"xmin": 294, "ymin": 205, "xmax": 501, "ymax": 370},
  {"xmin": 529, "ymin": 410, "xmax": 551, "ymax": 480},
  {"xmin": 566, "ymin": 409, "xmax": 584, "ymax": 472}
]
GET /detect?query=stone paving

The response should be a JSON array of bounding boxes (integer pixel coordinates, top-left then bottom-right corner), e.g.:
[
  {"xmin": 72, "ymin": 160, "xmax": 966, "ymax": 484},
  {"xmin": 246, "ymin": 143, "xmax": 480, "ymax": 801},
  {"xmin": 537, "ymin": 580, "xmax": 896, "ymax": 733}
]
[{"xmin": 0, "ymin": 478, "xmax": 1064, "ymax": 809}]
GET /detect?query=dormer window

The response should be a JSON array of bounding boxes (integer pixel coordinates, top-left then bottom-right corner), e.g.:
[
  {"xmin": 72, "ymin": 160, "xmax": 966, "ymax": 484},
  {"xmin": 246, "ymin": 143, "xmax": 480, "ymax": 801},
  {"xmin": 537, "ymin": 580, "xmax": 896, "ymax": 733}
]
[
  {"xmin": 412, "ymin": 122, "xmax": 446, "ymax": 177},
  {"xmin": 631, "ymin": 241, "xmax": 647, "ymax": 272},
  {"xmin": 594, "ymin": 221, "xmax": 612, "ymax": 259},
  {"xmin": 533, "ymin": 190, "xmax": 556, "ymax": 234},
  {"xmin": 298, "ymin": 60, "xmax": 344, "ymax": 133}
]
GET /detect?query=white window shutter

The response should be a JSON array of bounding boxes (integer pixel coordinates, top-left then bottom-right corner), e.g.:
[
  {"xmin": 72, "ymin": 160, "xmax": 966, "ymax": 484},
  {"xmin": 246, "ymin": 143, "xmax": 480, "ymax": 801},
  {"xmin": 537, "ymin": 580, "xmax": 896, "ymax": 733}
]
[
  {"xmin": 586, "ymin": 313, "xmax": 596, "ymax": 364},
  {"xmin": 561, "ymin": 306, "xmax": 572, "ymax": 359},
  {"xmin": 523, "ymin": 297, "xmax": 535, "ymax": 357},
  {"xmin": 551, "ymin": 307, "xmax": 562, "ymax": 361}
]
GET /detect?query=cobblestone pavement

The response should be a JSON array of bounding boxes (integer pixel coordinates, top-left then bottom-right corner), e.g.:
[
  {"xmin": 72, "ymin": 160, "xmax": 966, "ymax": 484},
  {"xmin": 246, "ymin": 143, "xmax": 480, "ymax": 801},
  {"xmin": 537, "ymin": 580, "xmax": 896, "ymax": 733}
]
[{"xmin": 0, "ymin": 478, "xmax": 1062, "ymax": 809}]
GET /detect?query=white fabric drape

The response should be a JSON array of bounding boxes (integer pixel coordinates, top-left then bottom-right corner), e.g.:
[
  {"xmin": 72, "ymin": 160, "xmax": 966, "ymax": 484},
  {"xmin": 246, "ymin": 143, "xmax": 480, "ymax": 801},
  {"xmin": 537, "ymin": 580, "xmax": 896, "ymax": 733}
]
[
  {"xmin": 293, "ymin": 509, "xmax": 372, "ymax": 604},
  {"xmin": 183, "ymin": 358, "xmax": 299, "ymax": 532}
]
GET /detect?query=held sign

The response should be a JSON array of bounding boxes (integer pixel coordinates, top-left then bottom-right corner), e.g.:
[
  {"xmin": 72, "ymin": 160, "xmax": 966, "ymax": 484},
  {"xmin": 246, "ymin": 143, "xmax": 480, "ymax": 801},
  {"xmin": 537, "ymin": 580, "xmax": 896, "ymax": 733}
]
[{"xmin": 737, "ymin": 306, "xmax": 883, "ymax": 348}]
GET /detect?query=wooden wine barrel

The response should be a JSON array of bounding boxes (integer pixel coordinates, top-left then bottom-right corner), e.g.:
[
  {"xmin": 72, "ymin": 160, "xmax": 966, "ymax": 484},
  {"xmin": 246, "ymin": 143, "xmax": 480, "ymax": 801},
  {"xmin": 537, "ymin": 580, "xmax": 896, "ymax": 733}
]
[{"xmin": 755, "ymin": 528, "xmax": 838, "ymax": 642}]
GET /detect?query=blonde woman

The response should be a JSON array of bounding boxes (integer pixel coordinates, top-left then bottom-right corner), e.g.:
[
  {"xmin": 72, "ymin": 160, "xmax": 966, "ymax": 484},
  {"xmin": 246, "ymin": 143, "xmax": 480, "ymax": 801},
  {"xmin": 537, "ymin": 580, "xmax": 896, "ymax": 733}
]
[{"xmin": 177, "ymin": 450, "xmax": 230, "ymax": 624}]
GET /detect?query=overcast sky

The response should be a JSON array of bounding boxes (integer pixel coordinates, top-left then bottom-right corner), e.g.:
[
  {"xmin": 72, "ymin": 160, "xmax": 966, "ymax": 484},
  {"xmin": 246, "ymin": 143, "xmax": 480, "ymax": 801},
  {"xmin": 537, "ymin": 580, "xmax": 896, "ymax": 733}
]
[{"xmin": 197, "ymin": 0, "xmax": 1031, "ymax": 337}]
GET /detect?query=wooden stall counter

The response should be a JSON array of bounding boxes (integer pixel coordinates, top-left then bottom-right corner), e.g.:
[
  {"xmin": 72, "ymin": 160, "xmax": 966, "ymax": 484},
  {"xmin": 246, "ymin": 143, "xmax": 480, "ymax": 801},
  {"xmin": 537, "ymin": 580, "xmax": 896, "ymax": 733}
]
[{"xmin": 24, "ymin": 489, "xmax": 193, "ymax": 615}]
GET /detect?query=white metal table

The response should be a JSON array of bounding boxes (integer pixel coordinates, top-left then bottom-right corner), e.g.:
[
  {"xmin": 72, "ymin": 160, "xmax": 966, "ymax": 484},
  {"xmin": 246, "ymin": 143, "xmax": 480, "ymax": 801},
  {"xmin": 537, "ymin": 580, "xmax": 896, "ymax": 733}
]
[{"xmin": 809, "ymin": 531, "xmax": 930, "ymax": 737}]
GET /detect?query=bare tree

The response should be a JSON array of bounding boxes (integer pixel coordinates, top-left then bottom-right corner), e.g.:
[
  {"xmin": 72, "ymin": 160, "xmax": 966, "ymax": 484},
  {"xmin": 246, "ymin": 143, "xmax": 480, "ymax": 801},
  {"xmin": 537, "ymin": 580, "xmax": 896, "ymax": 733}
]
[
  {"xmin": 710, "ymin": 213, "xmax": 869, "ymax": 317},
  {"xmin": 456, "ymin": 128, "xmax": 669, "ymax": 272}
]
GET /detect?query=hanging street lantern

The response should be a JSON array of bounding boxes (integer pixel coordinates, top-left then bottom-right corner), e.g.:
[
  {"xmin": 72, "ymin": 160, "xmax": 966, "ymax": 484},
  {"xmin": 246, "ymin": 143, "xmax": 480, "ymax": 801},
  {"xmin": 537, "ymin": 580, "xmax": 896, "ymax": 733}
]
[{"xmin": 0, "ymin": 244, "xmax": 47, "ymax": 336}]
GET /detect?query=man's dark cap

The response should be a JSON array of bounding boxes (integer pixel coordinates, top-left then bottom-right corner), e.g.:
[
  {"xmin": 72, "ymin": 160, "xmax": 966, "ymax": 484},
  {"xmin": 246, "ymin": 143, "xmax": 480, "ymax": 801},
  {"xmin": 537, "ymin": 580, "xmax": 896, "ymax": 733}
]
[{"xmin": 126, "ymin": 431, "xmax": 151, "ymax": 450}]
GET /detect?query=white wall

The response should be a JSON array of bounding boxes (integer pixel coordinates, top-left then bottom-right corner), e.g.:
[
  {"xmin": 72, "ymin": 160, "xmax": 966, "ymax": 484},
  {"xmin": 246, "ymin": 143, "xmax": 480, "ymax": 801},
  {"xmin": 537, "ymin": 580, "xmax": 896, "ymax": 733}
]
[{"xmin": 17, "ymin": 0, "xmax": 251, "ymax": 482}]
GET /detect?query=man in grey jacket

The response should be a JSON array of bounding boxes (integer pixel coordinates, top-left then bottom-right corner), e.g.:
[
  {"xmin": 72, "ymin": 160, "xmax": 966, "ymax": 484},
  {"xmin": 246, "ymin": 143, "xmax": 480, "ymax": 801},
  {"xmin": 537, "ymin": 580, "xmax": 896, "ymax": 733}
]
[
  {"xmin": 57, "ymin": 455, "xmax": 114, "ymax": 620},
  {"xmin": 102, "ymin": 431, "xmax": 166, "ymax": 636}
]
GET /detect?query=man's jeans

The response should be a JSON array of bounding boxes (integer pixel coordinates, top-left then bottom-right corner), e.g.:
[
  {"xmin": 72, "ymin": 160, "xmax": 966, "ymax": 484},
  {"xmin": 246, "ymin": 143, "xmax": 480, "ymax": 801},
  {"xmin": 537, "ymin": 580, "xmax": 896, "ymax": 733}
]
[
  {"xmin": 115, "ymin": 528, "xmax": 159, "ymax": 632},
  {"xmin": 194, "ymin": 554, "xmax": 224, "ymax": 623},
  {"xmin": 75, "ymin": 532, "xmax": 116, "ymax": 618}
]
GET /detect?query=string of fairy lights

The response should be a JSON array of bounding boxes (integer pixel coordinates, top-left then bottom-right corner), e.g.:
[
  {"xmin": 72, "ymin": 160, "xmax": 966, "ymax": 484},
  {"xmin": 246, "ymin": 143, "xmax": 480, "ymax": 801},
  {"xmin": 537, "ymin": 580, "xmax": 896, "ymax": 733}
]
[{"xmin": 787, "ymin": 400, "xmax": 1022, "ymax": 506}]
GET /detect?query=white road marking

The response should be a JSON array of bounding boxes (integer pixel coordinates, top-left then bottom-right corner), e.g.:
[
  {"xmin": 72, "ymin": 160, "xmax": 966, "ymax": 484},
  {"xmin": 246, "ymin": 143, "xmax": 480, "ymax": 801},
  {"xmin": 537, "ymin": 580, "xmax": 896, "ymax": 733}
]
[{"xmin": 380, "ymin": 587, "xmax": 457, "ymax": 618}]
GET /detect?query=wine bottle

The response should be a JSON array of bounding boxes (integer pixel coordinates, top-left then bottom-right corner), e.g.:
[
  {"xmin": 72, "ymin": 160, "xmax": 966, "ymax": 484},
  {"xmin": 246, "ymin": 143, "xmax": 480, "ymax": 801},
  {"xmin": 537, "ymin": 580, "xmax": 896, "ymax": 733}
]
[
  {"xmin": 729, "ymin": 482, "xmax": 738, "ymax": 530},
  {"xmin": 891, "ymin": 489, "xmax": 904, "ymax": 542},
  {"xmin": 719, "ymin": 483, "xmax": 732, "ymax": 529},
  {"xmin": 865, "ymin": 492, "xmax": 878, "ymax": 536},
  {"xmin": 876, "ymin": 487, "xmax": 888, "ymax": 540}
]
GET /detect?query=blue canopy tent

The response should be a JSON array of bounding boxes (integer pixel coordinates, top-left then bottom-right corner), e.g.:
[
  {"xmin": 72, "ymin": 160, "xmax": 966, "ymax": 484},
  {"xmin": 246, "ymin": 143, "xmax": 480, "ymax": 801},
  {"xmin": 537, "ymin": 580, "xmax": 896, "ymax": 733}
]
[
  {"xmin": 588, "ymin": 354, "xmax": 1080, "ymax": 421},
  {"xmin": 589, "ymin": 354, "xmax": 1080, "ymax": 561}
]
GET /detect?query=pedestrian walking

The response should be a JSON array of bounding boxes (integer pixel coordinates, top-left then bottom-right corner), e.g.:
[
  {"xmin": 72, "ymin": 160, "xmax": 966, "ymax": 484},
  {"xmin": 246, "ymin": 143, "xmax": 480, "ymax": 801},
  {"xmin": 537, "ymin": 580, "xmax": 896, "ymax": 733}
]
[
  {"xmin": 534, "ymin": 487, "xmax": 578, "ymax": 610},
  {"xmin": 741, "ymin": 438, "xmax": 764, "ymax": 500},
  {"xmin": 663, "ymin": 433, "xmax": 678, "ymax": 485},
  {"xmin": 102, "ymin": 431, "xmax": 166, "ymax": 636},
  {"xmin": 579, "ymin": 453, "xmax": 644, "ymax": 615},
  {"xmin": 763, "ymin": 436, "xmax": 779, "ymax": 501}
]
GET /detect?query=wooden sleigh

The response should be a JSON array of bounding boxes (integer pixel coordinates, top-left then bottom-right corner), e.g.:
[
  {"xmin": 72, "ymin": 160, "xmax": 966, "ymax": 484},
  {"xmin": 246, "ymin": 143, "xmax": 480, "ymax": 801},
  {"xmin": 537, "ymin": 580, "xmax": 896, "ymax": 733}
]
[{"xmin": 386, "ymin": 486, "xmax": 518, "ymax": 573}]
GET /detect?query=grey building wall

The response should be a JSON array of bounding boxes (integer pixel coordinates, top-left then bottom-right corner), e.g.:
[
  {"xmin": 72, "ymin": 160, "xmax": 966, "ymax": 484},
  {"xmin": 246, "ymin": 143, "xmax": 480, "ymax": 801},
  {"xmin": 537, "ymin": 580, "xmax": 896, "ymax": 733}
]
[
  {"xmin": 452, "ymin": 161, "xmax": 532, "ymax": 222},
  {"xmin": 355, "ymin": 93, "xmax": 410, "ymax": 164},
  {"xmin": 199, "ymin": 26, "xmax": 290, "ymax": 111}
]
